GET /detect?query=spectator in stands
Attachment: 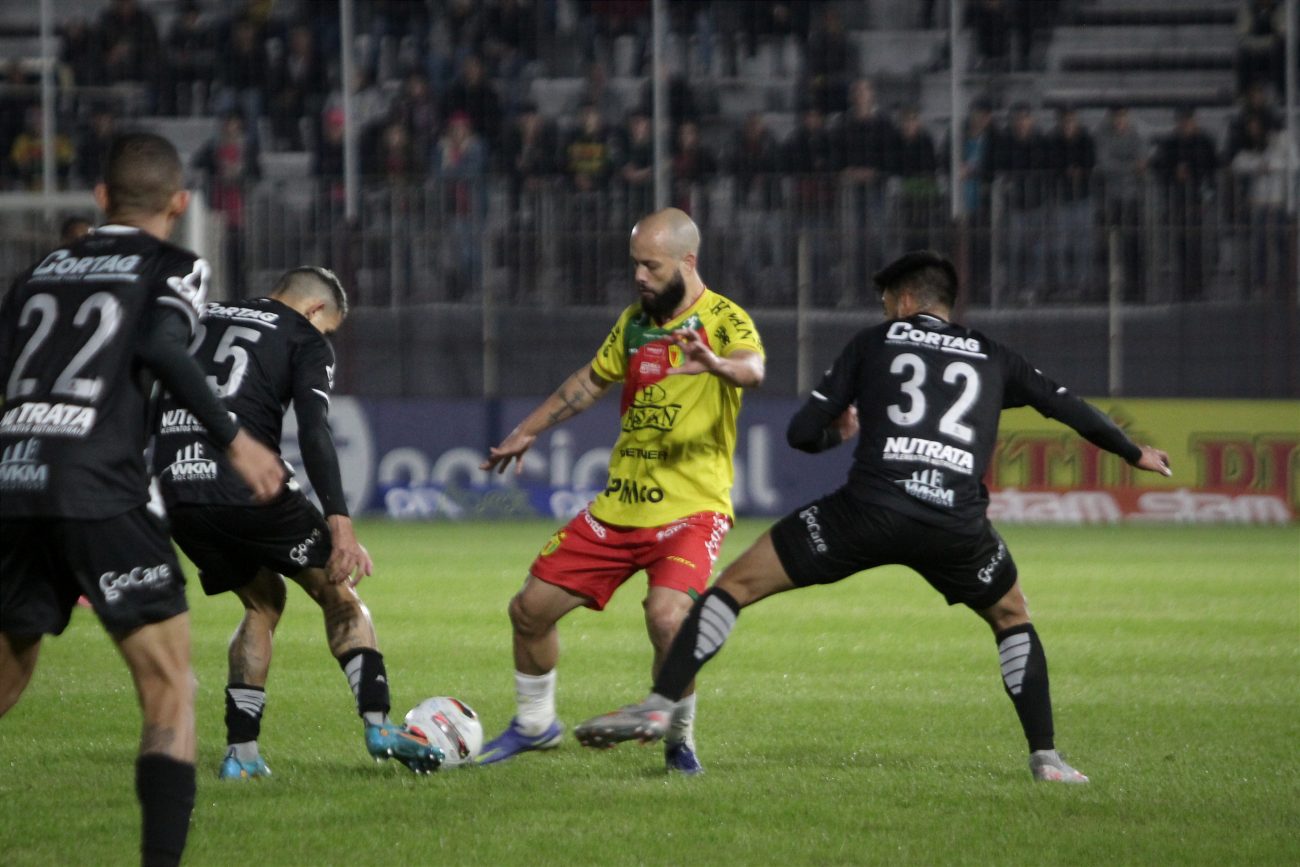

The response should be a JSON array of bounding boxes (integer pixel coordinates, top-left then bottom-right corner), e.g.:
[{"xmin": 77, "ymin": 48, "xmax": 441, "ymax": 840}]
[
  {"xmin": 433, "ymin": 111, "xmax": 489, "ymax": 298},
  {"xmin": 0, "ymin": 62, "xmax": 34, "ymax": 187},
  {"xmin": 1045, "ymin": 107, "xmax": 1097, "ymax": 299},
  {"xmin": 481, "ymin": 0, "xmax": 537, "ymax": 89},
  {"xmin": 1151, "ymin": 106, "xmax": 1219, "ymax": 300},
  {"xmin": 1225, "ymin": 81, "xmax": 1282, "ymax": 162},
  {"xmin": 570, "ymin": 62, "xmax": 625, "ymax": 129},
  {"xmin": 74, "ymin": 107, "xmax": 115, "ymax": 188},
  {"xmin": 731, "ymin": 111, "xmax": 787, "ymax": 300},
  {"xmin": 671, "ymin": 119, "xmax": 718, "ymax": 219},
  {"xmin": 969, "ymin": 0, "xmax": 1012, "ymax": 73},
  {"xmin": 499, "ymin": 100, "xmax": 560, "ymax": 207},
  {"xmin": 943, "ymin": 96, "xmax": 997, "ymax": 302},
  {"xmin": 58, "ymin": 17, "xmax": 104, "ymax": 90},
  {"xmin": 165, "ymin": 2, "xmax": 215, "ymax": 116},
  {"xmin": 497, "ymin": 100, "xmax": 560, "ymax": 300},
  {"xmin": 1011, "ymin": 0, "xmax": 1061, "ymax": 72},
  {"xmin": 805, "ymin": 7, "xmax": 859, "ymax": 115},
  {"xmin": 194, "ymin": 112, "xmax": 262, "ymax": 294},
  {"xmin": 59, "ymin": 215, "xmax": 93, "ymax": 245},
  {"xmin": 312, "ymin": 107, "xmax": 346, "ymax": 208},
  {"xmin": 783, "ymin": 104, "xmax": 836, "ymax": 297},
  {"xmin": 834, "ymin": 78, "xmax": 899, "ymax": 304},
  {"xmin": 213, "ymin": 17, "xmax": 268, "ymax": 133},
  {"xmin": 444, "ymin": 55, "xmax": 502, "ymax": 151},
  {"xmin": 8, "ymin": 105, "xmax": 75, "ymax": 191},
  {"xmin": 364, "ymin": 116, "xmax": 425, "ymax": 183},
  {"xmin": 581, "ymin": 0, "xmax": 651, "ymax": 75},
  {"xmin": 895, "ymin": 106, "xmax": 941, "ymax": 255},
  {"xmin": 566, "ymin": 102, "xmax": 616, "ymax": 193},
  {"xmin": 267, "ymin": 24, "xmax": 329, "ymax": 151},
  {"xmin": 98, "ymin": 0, "xmax": 161, "ymax": 89},
  {"xmin": 1235, "ymin": 0, "xmax": 1286, "ymax": 95},
  {"xmin": 638, "ymin": 73, "xmax": 698, "ymax": 125},
  {"xmin": 614, "ymin": 109, "xmax": 655, "ymax": 219},
  {"xmin": 391, "ymin": 72, "xmax": 441, "ymax": 159},
  {"xmin": 737, "ymin": 1, "xmax": 814, "ymax": 61},
  {"xmin": 564, "ymin": 100, "xmax": 617, "ymax": 300},
  {"xmin": 1230, "ymin": 120, "xmax": 1296, "ymax": 298},
  {"xmin": 991, "ymin": 103, "xmax": 1051, "ymax": 303},
  {"xmin": 1094, "ymin": 106, "xmax": 1149, "ymax": 301}
]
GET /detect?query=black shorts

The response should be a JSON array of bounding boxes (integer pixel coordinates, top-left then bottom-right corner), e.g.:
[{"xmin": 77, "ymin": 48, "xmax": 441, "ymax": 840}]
[
  {"xmin": 0, "ymin": 506, "xmax": 188, "ymax": 636},
  {"xmin": 168, "ymin": 489, "xmax": 331, "ymax": 596},
  {"xmin": 769, "ymin": 487, "xmax": 1017, "ymax": 610}
]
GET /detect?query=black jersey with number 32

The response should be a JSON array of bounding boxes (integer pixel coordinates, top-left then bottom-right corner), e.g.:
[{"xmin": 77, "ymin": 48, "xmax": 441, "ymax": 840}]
[
  {"xmin": 155, "ymin": 297, "xmax": 333, "ymax": 506},
  {"xmin": 810, "ymin": 313, "xmax": 1140, "ymax": 529},
  {"xmin": 0, "ymin": 226, "xmax": 207, "ymax": 519}
]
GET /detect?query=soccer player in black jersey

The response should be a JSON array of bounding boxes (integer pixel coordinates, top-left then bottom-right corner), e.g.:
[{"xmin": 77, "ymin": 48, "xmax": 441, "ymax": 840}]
[
  {"xmin": 154, "ymin": 266, "xmax": 442, "ymax": 777},
  {"xmin": 0, "ymin": 132, "xmax": 284, "ymax": 867},
  {"xmin": 576, "ymin": 250, "xmax": 1173, "ymax": 783}
]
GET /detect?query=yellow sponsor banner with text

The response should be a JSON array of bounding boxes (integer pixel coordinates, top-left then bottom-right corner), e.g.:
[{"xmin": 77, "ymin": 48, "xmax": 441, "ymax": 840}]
[{"xmin": 989, "ymin": 399, "xmax": 1300, "ymax": 524}]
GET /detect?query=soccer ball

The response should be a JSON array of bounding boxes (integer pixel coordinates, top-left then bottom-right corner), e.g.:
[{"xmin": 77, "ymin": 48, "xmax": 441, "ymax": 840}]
[{"xmin": 404, "ymin": 697, "xmax": 483, "ymax": 767}]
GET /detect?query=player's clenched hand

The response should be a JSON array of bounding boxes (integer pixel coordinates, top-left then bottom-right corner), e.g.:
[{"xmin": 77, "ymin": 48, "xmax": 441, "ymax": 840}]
[
  {"xmin": 1134, "ymin": 444, "xmax": 1172, "ymax": 477},
  {"xmin": 227, "ymin": 429, "xmax": 285, "ymax": 503},
  {"xmin": 326, "ymin": 516, "xmax": 373, "ymax": 586},
  {"xmin": 666, "ymin": 328, "xmax": 719, "ymax": 375},
  {"xmin": 480, "ymin": 428, "xmax": 537, "ymax": 475}
]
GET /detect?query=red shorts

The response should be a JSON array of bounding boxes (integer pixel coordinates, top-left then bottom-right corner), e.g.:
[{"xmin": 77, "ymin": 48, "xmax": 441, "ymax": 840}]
[{"xmin": 529, "ymin": 509, "xmax": 732, "ymax": 611}]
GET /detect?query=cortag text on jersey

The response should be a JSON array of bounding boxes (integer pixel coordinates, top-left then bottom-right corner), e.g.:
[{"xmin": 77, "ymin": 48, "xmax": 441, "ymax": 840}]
[
  {"xmin": 886, "ymin": 321, "xmax": 985, "ymax": 357},
  {"xmin": 31, "ymin": 250, "xmax": 142, "ymax": 282}
]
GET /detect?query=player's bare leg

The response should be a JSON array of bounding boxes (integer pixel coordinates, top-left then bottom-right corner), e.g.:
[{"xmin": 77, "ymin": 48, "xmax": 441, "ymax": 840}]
[
  {"xmin": 479, "ymin": 576, "xmax": 584, "ymax": 764},
  {"xmin": 290, "ymin": 565, "xmax": 440, "ymax": 773},
  {"xmin": 976, "ymin": 580, "xmax": 1088, "ymax": 784},
  {"xmin": 217, "ymin": 569, "xmax": 286, "ymax": 779},
  {"xmin": 115, "ymin": 613, "xmax": 197, "ymax": 866},
  {"xmin": 577, "ymin": 532, "xmax": 798, "ymax": 748},
  {"xmin": 0, "ymin": 632, "xmax": 42, "ymax": 717},
  {"xmin": 644, "ymin": 587, "xmax": 703, "ymax": 772}
]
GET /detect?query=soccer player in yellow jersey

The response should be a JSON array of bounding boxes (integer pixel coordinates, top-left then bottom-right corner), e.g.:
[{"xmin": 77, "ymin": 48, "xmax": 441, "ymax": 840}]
[{"xmin": 477, "ymin": 208, "xmax": 765, "ymax": 773}]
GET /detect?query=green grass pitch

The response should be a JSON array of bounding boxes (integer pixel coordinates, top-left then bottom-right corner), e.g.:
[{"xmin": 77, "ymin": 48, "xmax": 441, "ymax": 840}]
[{"xmin": 2, "ymin": 520, "xmax": 1297, "ymax": 866}]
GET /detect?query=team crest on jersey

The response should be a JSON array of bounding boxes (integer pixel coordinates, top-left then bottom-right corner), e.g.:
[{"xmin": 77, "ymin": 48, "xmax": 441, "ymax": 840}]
[
  {"xmin": 0, "ymin": 438, "xmax": 50, "ymax": 491},
  {"xmin": 539, "ymin": 530, "xmax": 566, "ymax": 557}
]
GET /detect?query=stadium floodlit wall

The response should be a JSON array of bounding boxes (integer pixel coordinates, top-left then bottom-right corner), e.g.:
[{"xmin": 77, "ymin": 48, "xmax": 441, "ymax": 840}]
[{"xmin": 283, "ymin": 396, "xmax": 1298, "ymax": 525}]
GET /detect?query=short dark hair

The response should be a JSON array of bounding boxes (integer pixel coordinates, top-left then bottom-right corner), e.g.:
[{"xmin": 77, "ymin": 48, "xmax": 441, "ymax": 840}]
[
  {"xmin": 104, "ymin": 132, "xmax": 182, "ymax": 216},
  {"xmin": 271, "ymin": 266, "xmax": 349, "ymax": 319},
  {"xmin": 873, "ymin": 250, "xmax": 959, "ymax": 307}
]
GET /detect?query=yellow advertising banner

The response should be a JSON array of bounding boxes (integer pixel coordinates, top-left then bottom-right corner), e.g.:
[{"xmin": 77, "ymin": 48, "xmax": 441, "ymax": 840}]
[{"xmin": 989, "ymin": 399, "xmax": 1300, "ymax": 524}]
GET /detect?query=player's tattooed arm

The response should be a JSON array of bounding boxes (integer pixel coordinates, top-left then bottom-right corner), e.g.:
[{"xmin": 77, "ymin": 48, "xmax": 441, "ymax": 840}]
[{"xmin": 481, "ymin": 364, "xmax": 613, "ymax": 475}]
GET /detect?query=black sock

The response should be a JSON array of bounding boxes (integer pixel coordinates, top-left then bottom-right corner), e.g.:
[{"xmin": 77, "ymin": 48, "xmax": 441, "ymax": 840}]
[
  {"xmin": 653, "ymin": 587, "xmax": 741, "ymax": 702},
  {"xmin": 338, "ymin": 648, "xmax": 390, "ymax": 717},
  {"xmin": 136, "ymin": 754, "xmax": 195, "ymax": 867},
  {"xmin": 995, "ymin": 623, "xmax": 1055, "ymax": 752},
  {"xmin": 224, "ymin": 683, "xmax": 265, "ymax": 744}
]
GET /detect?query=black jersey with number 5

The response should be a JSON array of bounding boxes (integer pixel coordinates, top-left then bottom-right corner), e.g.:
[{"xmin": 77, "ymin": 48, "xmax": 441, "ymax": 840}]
[
  {"xmin": 155, "ymin": 297, "xmax": 335, "ymax": 508},
  {"xmin": 0, "ymin": 226, "xmax": 208, "ymax": 519},
  {"xmin": 801, "ymin": 313, "xmax": 1141, "ymax": 529}
]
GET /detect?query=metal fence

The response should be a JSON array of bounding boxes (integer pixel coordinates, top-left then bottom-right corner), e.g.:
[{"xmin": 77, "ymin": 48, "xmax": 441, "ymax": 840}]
[{"xmin": 234, "ymin": 169, "xmax": 1299, "ymax": 310}]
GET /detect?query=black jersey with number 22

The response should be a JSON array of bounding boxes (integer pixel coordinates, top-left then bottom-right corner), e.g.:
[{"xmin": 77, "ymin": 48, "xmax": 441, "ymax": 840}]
[
  {"xmin": 809, "ymin": 313, "xmax": 1140, "ymax": 529},
  {"xmin": 0, "ymin": 226, "xmax": 207, "ymax": 519}
]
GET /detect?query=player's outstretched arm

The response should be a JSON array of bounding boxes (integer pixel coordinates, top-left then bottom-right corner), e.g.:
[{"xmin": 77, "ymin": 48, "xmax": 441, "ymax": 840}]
[
  {"xmin": 666, "ymin": 329, "xmax": 765, "ymax": 387},
  {"xmin": 325, "ymin": 515, "xmax": 373, "ymax": 586},
  {"xmin": 481, "ymin": 364, "xmax": 613, "ymax": 475}
]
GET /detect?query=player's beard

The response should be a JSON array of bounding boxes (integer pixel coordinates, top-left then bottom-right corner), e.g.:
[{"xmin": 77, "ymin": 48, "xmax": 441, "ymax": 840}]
[{"xmin": 641, "ymin": 270, "xmax": 686, "ymax": 322}]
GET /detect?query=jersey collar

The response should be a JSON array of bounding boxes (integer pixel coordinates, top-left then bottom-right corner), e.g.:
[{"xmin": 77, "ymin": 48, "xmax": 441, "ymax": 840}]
[{"xmin": 652, "ymin": 285, "xmax": 711, "ymax": 330}]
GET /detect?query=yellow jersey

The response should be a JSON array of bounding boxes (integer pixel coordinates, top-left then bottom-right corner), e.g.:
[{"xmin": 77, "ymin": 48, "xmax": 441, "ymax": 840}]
[{"xmin": 588, "ymin": 287, "xmax": 764, "ymax": 527}]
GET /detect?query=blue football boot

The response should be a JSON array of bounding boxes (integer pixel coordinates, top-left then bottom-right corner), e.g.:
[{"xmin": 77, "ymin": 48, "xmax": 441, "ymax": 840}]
[
  {"xmin": 365, "ymin": 722, "xmax": 444, "ymax": 773},
  {"xmin": 477, "ymin": 718, "xmax": 565, "ymax": 765},
  {"xmin": 218, "ymin": 747, "xmax": 272, "ymax": 780}
]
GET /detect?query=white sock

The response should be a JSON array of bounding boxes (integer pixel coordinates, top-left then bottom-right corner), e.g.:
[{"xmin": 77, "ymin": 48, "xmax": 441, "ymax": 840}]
[
  {"xmin": 514, "ymin": 670, "xmax": 557, "ymax": 736},
  {"xmin": 667, "ymin": 693, "xmax": 696, "ymax": 747}
]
